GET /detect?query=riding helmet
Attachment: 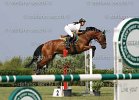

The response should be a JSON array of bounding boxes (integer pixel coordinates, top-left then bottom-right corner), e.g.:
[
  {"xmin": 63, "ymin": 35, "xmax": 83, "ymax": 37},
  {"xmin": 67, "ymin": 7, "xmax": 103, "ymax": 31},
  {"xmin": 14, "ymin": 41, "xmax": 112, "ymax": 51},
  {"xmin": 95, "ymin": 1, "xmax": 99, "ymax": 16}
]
[{"xmin": 79, "ymin": 18, "xmax": 86, "ymax": 22}]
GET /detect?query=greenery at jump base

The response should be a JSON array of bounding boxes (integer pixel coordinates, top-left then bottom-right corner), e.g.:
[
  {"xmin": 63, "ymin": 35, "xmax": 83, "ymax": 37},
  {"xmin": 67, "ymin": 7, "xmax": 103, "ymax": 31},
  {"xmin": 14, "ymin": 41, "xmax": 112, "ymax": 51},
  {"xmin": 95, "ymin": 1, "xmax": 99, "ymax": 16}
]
[
  {"xmin": 0, "ymin": 54, "xmax": 136, "ymax": 75},
  {"xmin": 0, "ymin": 53, "xmax": 112, "ymax": 75}
]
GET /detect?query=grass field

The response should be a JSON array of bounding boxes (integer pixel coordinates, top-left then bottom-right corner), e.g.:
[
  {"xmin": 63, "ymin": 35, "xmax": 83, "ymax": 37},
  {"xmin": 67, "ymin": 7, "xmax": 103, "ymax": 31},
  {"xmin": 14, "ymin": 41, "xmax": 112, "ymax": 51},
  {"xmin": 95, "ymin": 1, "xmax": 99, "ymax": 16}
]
[{"xmin": 0, "ymin": 86, "xmax": 113, "ymax": 100}]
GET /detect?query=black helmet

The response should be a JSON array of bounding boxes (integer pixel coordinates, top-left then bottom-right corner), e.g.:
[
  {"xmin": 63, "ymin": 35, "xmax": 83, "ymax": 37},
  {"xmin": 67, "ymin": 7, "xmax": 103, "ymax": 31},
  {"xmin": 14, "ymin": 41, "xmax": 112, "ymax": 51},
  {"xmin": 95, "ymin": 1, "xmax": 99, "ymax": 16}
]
[{"xmin": 79, "ymin": 18, "xmax": 86, "ymax": 22}]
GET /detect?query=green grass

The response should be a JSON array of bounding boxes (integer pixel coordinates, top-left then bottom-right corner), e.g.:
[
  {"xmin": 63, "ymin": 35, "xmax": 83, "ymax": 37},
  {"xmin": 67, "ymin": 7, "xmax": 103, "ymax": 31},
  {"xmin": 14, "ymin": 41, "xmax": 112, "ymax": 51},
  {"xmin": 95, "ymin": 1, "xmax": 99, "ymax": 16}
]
[{"xmin": 0, "ymin": 86, "xmax": 113, "ymax": 100}]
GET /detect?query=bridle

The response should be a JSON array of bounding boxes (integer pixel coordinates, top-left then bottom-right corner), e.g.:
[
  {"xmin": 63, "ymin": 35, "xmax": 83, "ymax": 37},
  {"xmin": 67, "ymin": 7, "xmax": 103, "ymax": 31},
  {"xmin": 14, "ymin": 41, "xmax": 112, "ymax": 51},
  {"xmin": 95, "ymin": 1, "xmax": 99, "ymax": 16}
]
[{"xmin": 95, "ymin": 31, "xmax": 106, "ymax": 46}]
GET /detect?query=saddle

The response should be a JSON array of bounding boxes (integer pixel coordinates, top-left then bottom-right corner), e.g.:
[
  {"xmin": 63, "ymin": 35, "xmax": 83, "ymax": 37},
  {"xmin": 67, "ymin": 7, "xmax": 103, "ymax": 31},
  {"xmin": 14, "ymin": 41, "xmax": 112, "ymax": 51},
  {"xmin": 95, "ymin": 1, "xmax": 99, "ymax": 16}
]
[
  {"xmin": 60, "ymin": 34, "xmax": 78, "ymax": 43},
  {"xmin": 60, "ymin": 35, "xmax": 67, "ymax": 41}
]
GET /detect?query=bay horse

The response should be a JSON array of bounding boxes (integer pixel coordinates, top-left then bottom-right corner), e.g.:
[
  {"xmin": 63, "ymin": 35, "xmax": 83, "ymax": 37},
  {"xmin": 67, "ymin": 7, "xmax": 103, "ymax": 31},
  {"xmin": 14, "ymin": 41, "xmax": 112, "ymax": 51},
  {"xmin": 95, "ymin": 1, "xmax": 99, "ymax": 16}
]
[{"xmin": 25, "ymin": 27, "xmax": 107, "ymax": 74}]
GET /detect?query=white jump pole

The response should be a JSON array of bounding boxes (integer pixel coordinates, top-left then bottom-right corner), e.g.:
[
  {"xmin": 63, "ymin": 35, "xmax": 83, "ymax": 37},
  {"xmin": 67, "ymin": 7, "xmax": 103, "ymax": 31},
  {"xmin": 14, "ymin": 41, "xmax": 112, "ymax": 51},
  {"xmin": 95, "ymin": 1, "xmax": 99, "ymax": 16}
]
[
  {"xmin": 89, "ymin": 48, "xmax": 93, "ymax": 93},
  {"xmin": 84, "ymin": 48, "xmax": 93, "ymax": 94}
]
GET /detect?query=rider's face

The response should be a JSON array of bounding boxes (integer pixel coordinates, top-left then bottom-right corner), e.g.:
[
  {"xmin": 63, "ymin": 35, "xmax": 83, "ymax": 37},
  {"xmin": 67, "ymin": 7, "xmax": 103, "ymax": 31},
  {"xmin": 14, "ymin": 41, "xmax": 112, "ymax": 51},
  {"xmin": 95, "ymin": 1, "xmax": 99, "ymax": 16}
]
[{"xmin": 80, "ymin": 22, "xmax": 85, "ymax": 26}]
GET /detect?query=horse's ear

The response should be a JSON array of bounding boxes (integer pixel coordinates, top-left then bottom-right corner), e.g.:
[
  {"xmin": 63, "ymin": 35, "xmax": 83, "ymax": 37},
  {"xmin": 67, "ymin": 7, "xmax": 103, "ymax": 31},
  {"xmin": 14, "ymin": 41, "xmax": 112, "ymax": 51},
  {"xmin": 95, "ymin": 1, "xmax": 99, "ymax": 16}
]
[{"xmin": 103, "ymin": 30, "xmax": 106, "ymax": 35}]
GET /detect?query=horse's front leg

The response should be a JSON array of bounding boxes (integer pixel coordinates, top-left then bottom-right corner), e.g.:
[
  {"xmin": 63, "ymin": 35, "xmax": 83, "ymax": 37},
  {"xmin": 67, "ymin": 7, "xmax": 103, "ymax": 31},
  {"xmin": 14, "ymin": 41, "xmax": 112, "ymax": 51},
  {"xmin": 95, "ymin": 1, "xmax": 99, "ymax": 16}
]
[
  {"xmin": 91, "ymin": 46, "xmax": 96, "ymax": 57},
  {"xmin": 83, "ymin": 46, "xmax": 96, "ymax": 57}
]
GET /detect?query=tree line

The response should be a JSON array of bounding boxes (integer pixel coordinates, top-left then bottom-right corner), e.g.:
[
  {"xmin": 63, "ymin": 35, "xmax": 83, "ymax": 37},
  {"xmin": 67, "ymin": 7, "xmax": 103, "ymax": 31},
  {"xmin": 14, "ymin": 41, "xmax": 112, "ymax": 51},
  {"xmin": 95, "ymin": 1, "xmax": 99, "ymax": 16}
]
[{"xmin": 0, "ymin": 53, "xmax": 89, "ymax": 75}]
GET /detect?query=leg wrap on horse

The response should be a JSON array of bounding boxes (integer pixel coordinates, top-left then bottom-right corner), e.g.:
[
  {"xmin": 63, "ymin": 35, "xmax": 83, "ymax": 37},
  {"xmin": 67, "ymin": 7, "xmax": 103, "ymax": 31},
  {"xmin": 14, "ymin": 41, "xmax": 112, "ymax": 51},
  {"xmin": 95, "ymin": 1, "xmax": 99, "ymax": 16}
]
[{"xmin": 92, "ymin": 46, "xmax": 96, "ymax": 57}]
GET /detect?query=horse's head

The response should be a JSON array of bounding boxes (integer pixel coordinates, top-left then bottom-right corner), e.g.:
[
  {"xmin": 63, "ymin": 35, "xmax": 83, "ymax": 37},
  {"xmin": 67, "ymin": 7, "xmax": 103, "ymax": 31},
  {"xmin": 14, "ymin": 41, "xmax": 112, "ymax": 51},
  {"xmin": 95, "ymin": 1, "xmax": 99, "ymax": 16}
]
[
  {"xmin": 86, "ymin": 27, "xmax": 107, "ymax": 49},
  {"xmin": 95, "ymin": 30, "xmax": 107, "ymax": 49}
]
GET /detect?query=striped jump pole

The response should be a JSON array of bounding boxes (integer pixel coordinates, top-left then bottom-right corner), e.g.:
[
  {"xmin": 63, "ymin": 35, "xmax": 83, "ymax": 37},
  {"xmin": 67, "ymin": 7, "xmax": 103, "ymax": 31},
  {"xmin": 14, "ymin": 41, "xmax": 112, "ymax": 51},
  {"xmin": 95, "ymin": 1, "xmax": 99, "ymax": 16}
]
[{"xmin": 1, "ymin": 74, "xmax": 139, "ymax": 83}]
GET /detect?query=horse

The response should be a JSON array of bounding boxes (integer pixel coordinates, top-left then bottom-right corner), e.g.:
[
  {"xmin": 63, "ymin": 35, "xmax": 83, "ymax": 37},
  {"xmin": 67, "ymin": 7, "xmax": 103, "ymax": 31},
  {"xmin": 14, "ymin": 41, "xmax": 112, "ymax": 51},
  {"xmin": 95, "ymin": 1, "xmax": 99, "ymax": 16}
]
[{"xmin": 25, "ymin": 27, "xmax": 107, "ymax": 74}]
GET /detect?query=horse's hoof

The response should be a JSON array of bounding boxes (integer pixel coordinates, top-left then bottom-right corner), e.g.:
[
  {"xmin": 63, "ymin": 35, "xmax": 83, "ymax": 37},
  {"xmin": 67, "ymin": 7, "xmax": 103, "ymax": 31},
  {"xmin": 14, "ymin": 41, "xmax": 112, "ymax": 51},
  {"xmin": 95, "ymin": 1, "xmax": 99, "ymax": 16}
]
[
  {"xmin": 92, "ymin": 46, "xmax": 96, "ymax": 51},
  {"xmin": 35, "ymin": 71, "xmax": 41, "ymax": 75},
  {"xmin": 24, "ymin": 66, "xmax": 28, "ymax": 68},
  {"xmin": 35, "ymin": 69, "xmax": 42, "ymax": 75}
]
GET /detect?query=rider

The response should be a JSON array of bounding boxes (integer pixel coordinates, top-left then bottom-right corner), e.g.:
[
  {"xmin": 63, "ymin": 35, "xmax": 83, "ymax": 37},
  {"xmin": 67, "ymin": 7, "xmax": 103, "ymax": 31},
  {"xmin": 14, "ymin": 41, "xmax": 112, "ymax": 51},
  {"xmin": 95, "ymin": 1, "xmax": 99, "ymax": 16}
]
[{"xmin": 64, "ymin": 18, "xmax": 86, "ymax": 48}]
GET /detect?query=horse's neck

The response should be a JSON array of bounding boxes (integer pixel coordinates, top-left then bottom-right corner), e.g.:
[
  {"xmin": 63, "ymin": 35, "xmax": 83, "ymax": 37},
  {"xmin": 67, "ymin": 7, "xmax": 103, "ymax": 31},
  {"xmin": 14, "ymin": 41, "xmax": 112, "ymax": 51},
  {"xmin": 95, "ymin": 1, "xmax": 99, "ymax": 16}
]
[{"xmin": 79, "ymin": 31, "xmax": 95, "ymax": 44}]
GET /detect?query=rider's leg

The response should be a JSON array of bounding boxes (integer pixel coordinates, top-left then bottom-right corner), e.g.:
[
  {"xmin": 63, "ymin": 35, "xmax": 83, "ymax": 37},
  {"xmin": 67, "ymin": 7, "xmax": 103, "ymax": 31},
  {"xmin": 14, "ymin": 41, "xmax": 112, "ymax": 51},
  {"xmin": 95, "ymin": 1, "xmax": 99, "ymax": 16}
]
[
  {"xmin": 64, "ymin": 26, "xmax": 73, "ymax": 48},
  {"xmin": 65, "ymin": 36, "xmax": 70, "ymax": 48},
  {"xmin": 64, "ymin": 26, "xmax": 73, "ymax": 37}
]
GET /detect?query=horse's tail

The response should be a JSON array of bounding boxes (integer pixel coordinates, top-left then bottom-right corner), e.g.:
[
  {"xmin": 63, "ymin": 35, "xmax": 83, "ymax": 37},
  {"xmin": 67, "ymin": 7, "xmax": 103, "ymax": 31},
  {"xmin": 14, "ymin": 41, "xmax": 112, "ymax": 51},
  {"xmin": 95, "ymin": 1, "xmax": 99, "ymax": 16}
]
[{"xmin": 25, "ymin": 44, "xmax": 44, "ymax": 68}]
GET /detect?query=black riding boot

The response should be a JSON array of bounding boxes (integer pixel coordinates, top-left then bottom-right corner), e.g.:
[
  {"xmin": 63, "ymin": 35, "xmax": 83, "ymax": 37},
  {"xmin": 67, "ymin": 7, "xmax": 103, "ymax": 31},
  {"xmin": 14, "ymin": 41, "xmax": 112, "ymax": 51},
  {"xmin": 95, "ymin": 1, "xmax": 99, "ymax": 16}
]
[{"xmin": 66, "ymin": 37, "xmax": 71, "ymax": 49}]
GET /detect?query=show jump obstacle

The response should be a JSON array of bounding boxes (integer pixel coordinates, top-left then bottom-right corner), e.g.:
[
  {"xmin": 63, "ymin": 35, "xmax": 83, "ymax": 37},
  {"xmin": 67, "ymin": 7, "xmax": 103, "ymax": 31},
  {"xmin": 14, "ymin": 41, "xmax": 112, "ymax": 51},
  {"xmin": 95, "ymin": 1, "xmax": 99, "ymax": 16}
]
[
  {"xmin": 1, "ymin": 74, "xmax": 139, "ymax": 82},
  {"xmin": 113, "ymin": 18, "xmax": 139, "ymax": 100},
  {"xmin": 0, "ymin": 18, "xmax": 139, "ymax": 100}
]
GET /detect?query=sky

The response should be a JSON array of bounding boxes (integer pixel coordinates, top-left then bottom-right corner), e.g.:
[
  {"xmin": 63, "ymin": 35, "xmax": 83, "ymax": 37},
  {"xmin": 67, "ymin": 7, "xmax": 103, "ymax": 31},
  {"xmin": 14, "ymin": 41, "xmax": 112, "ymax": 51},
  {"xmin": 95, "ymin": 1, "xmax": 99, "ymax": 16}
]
[{"xmin": 0, "ymin": 0, "xmax": 139, "ymax": 68}]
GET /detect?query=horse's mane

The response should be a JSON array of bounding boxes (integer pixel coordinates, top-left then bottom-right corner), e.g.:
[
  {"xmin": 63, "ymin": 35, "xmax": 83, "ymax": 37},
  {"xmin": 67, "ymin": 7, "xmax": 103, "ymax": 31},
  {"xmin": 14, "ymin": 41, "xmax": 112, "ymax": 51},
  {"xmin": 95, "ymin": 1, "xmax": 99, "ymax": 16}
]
[
  {"xmin": 86, "ymin": 27, "xmax": 101, "ymax": 32},
  {"xmin": 79, "ymin": 27, "xmax": 102, "ymax": 35}
]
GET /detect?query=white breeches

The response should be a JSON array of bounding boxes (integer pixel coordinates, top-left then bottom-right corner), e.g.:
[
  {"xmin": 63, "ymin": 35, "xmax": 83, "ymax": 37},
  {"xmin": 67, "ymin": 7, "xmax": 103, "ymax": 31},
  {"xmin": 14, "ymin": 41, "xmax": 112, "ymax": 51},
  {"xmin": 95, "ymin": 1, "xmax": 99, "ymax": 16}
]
[{"xmin": 64, "ymin": 26, "xmax": 73, "ymax": 37}]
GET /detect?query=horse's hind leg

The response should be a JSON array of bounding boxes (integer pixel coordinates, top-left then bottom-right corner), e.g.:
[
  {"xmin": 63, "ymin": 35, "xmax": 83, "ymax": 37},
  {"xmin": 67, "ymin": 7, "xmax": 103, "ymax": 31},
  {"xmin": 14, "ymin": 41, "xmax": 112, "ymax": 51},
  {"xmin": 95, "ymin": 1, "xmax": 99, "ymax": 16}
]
[
  {"xmin": 35, "ymin": 55, "xmax": 53, "ymax": 74},
  {"xmin": 35, "ymin": 59, "xmax": 47, "ymax": 74}
]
